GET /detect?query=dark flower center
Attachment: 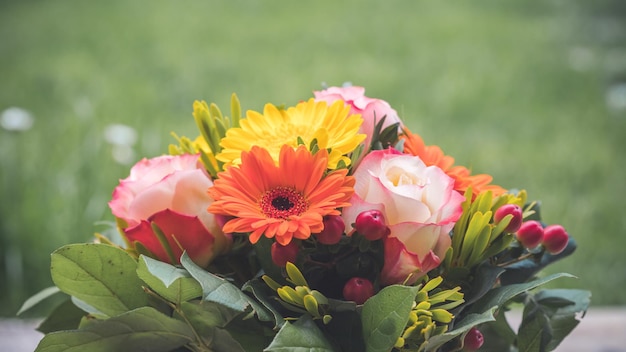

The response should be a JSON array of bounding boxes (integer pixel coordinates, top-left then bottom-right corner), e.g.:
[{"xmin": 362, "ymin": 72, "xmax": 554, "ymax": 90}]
[{"xmin": 260, "ymin": 187, "xmax": 307, "ymax": 219}]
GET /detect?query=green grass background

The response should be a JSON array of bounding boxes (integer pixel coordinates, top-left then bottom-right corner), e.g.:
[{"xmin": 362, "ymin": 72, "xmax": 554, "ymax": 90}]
[{"xmin": 1, "ymin": 0, "xmax": 625, "ymax": 316}]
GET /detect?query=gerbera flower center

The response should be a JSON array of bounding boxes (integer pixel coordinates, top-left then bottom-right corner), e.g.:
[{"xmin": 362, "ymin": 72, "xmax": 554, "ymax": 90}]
[{"xmin": 260, "ymin": 187, "xmax": 308, "ymax": 219}]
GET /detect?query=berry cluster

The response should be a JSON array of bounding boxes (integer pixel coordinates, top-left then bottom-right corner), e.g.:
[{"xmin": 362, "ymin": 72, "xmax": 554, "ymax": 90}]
[{"xmin": 494, "ymin": 204, "xmax": 569, "ymax": 254}]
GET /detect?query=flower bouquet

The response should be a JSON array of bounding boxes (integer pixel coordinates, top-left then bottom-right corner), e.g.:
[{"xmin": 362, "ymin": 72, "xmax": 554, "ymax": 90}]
[{"xmin": 21, "ymin": 86, "xmax": 590, "ymax": 352}]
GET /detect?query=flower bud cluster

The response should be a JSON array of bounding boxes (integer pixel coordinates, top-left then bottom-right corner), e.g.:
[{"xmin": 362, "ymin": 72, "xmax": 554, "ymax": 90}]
[
  {"xmin": 492, "ymin": 201, "xmax": 570, "ymax": 255},
  {"xmin": 262, "ymin": 263, "xmax": 332, "ymax": 324},
  {"xmin": 395, "ymin": 276, "xmax": 465, "ymax": 350}
]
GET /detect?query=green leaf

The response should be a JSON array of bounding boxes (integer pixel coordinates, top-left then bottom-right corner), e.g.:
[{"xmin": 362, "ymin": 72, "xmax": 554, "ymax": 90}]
[
  {"xmin": 37, "ymin": 299, "xmax": 85, "ymax": 334},
  {"xmin": 34, "ymin": 307, "xmax": 195, "ymax": 352},
  {"xmin": 468, "ymin": 272, "xmax": 576, "ymax": 315},
  {"xmin": 518, "ymin": 303, "xmax": 552, "ymax": 352},
  {"xmin": 50, "ymin": 243, "xmax": 148, "ymax": 317},
  {"xmin": 463, "ymin": 263, "xmax": 506, "ymax": 305},
  {"xmin": 17, "ymin": 286, "xmax": 61, "ymax": 316},
  {"xmin": 223, "ymin": 315, "xmax": 275, "ymax": 351},
  {"xmin": 179, "ymin": 300, "xmax": 240, "ymax": 330},
  {"xmin": 208, "ymin": 328, "xmax": 247, "ymax": 352},
  {"xmin": 423, "ymin": 307, "xmax": 498, "ymax": 352},
  {"xmin": 529, "ymin": 289, "xmax": 591, "ymax": 351},
  {"xmin": 264, "ymin": 315, "xmax": 334, "ymax": 352},
  {"xmin": 361, "ymin": 284, "xmax": 419, "ymax": 352},
  {"xmin": 137, "ymin": 255, "xmax": 202, "ymax": 304},
  {"xmin": 242, "ymin": 278, "xmax": 286, "ymax": 328},
  {"xmin": 180, "ymin": 252, "xmax": 271, "ymax": 321}
]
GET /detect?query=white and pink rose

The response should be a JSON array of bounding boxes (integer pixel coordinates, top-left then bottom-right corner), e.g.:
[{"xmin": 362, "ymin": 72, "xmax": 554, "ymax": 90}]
[
  {"xmin": 342, "ymin": 149, "xmax": 465, "ymax": 285},
  {"xmin": 109, "ymin": 154, "xmax": 230, "ymax": 268}
]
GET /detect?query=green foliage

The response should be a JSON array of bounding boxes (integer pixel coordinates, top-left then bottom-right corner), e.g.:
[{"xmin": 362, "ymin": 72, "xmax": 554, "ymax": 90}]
[
  {"xmin": 136, "ymin": 255, "xmax": 202, "ymax": 305},
  {"xmin": 361, "ymin": 285, "xmax": 419, "ymax": 352},
  {"xmin": 35, "ymin": 307, "xmax": 196, "ymax": 352},
  {"xmin": 50, "ymin": 243, "xmax": 148, "ymax": 317},
  {"xmin": 265, "ymin": 315, "xmax": 335, "ymax": 352}
]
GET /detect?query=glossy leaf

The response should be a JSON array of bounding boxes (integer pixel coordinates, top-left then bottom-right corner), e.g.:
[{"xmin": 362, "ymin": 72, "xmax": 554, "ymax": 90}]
[
  {"xmin": 242, "ymin": 278, "xmax": 285, "ymax": 328},
  {"xmin": 468, "ymin": 272, "xmax": 576, "ymax": 315},
  {"xmin": 520, "ymin": 289, "xmax": 591, "ymax": 352},
  {"xmin": 180, "ymin": 252, "xmax": 272, "ymax": 321},
  {"xmin": 265, "ymin": 315, "xmax": 334, "ymax": 352},
  {"xmin": 50, "ymin": 243, "xmax": 147, "ymax": 317},
  {"xmin": 35, "ymin": 307, "xmax": 195, "ymax": 352},
  {"xmin": 179, "ymin": 300, "xmax": 239, "ymax": 330},
  {"xmin": 361, "ymin": 284, "xmax": 419, "ymax": 352},
  {"xmin": 136, "ymin": 255, "xmax": 202, "ymax": 304},
  {"xmin": 17, "ymin": 286, "xmax": 61, "ymax": 316},
  {"xmin": 37, "ymin": 299, "xmax": 85, "ymax": 334}
]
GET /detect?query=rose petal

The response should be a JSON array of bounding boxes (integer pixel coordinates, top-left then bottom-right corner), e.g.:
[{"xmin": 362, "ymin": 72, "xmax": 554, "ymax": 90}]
[
  {"xmin": 381, "ymin": 236, "xmax": 441, "ymax": 285},
  {"xmin": 125, "ymin": 209, "xmax": 215, "ymax": 267}
]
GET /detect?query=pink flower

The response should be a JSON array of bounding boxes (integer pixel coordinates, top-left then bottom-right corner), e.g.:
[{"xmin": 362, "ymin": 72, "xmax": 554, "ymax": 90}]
[
  {"xmin": 342, "ymin": 149, "xmax": 464, "ymax": 285},
  {"xmin": 314, "ymin": 86, "xmax": 402, "ymax": 151},
  {"xmin": 109, "ymin": 154, "xmax": 230, "ymax": 267}
]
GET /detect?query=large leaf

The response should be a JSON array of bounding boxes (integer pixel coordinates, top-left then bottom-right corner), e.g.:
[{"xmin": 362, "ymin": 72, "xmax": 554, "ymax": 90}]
[
  {"xmin": 137, "ymin": 255, "xmax": 202, "ymax": 304},
  {"xmin": 518, "ymin": 289, "xmax": 591, "ymax": 352},
  {"xmin": 180, "ymin": 252, "xmax": 272, "ymax": 321},
  {"xmin": 517, "ymin": 304, "xmax": 552, "ymax": 352},
  {"xmin": 17, "ymin": 286, "xmax": 61, "ymax": 316},
  {"xmin": 50, "ymin": 243, "xmax": 148, "ymax": 317},
  {"xmin": 242, "ymin": 278, "xmax": 286, "ymax": 328},
  {"xmin": 468, "ymin": 272, "xmax": 576, "ymax": 315},
  {"xmin": 35, "ymin": 307, "xmax": 195, "ymax": 352},
  {"xmin": 179, "ymin": 300, "xmax": 240, "ymax": 330},
  {"xmin": 224, "ymin": 315, "xmax": 276, "ymax": 352},
  {"xmin": 463, "ymin": 263, "xmax": 506, "ymax": 306},
  {"xmin": 37, "ymin": 299, "xmax": 85, "ymax": 334},
  {"xmin": 361, "ymin": 284, "xmax": 419, "ymax": 352},
  {"xmin": 264, "ymin": 315, "xmax": 334, "ymax": 352}
]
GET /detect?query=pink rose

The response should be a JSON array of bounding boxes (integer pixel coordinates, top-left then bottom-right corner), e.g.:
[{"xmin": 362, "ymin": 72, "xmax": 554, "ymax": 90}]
[
  {"xmin": 109, "ymin": 154, "xmax": 230, "ymax": 267},
  {"xmin": 342, "ymin": 149, "xmax": 464, "ymax": 285},
  {"xmin": 314, "ymin": 86, "xmax": 402, "ymax": 151}
]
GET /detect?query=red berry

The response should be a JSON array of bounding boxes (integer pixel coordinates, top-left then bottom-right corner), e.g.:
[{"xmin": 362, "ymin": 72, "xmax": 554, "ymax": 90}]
[
  {"xmin": 342, "ymin": 277, "xmax": 375, "ymax": 305},
  {"xmin": 271, "ymin": 241, "xmax": 299, "ymax": 267},
  {"xmin": 316, "ymin": 215, "xmax": 345, "ymax": 245},
  {"xmin": 516, "ymin": 220, "xmax": 544, "ymax": 249},
  {"xmin": 463, "ymin": 327, "xmax": 484, "ymax": 351},
  {"xmin": 494, "ymin": 204, "xmax": 523, "ymax": 233},
  {"xmin": 542, "ymin": 224, "xmax": 569, "ymax": 254},
  {"xmin": 354, "ymin": 210, "xmax": 390, "ymax": 241}
]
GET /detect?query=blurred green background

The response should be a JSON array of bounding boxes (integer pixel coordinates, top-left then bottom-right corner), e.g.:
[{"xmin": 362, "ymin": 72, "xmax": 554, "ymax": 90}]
[{"xmin": 1, "ymin": 0, "xmax": 625, "ymax": 317}]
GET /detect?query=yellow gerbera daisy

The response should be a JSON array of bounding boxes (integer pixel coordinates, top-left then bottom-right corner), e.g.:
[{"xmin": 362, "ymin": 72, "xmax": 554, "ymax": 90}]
[
  {"xmin": 216, "ymin": 99, "xmax": 366, "ymax": 169},
  {"xmin": 207, "ymin": 145, "xmax": 355, "ymax": 246}
]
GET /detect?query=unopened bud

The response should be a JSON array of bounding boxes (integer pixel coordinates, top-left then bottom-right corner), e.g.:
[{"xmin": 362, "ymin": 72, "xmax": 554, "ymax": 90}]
[
  {"xmin": 342, "ymin": 277, "xmax": 375, "ymax": 305},
  {"xmin": 463, "ymin": 327, "xmax": 484, "ymax": 351},
  {"xmin": 542, "ymin": 224, "xmax": 569, "ymax": 254},
  {"xmin": 494, "ymin": 204, "xmax": 523, "ymax": 233},
  {"xmin": 316, "ymin": 215, "xmax": 345, "ymax": 245},
  {"xmin": 516, "ymin": 220, "xmax": 544, "ymax": 249},
  {"xmin": 354, "ymin": 210, "xmax": 390, "ymax": 241},
  {"xmin": 271, "ymin": 241, "xmax": 299, "ymax": 267}
]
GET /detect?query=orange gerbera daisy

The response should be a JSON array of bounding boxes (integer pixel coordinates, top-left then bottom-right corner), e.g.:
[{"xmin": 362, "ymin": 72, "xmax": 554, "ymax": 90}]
[
  {"xmin": 207, "ymin": 145, "xmax": 355, "ymax": 246},
  {"xmin": 402, "ymin": 128, "xmax": 506, "ymax": 199}
]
